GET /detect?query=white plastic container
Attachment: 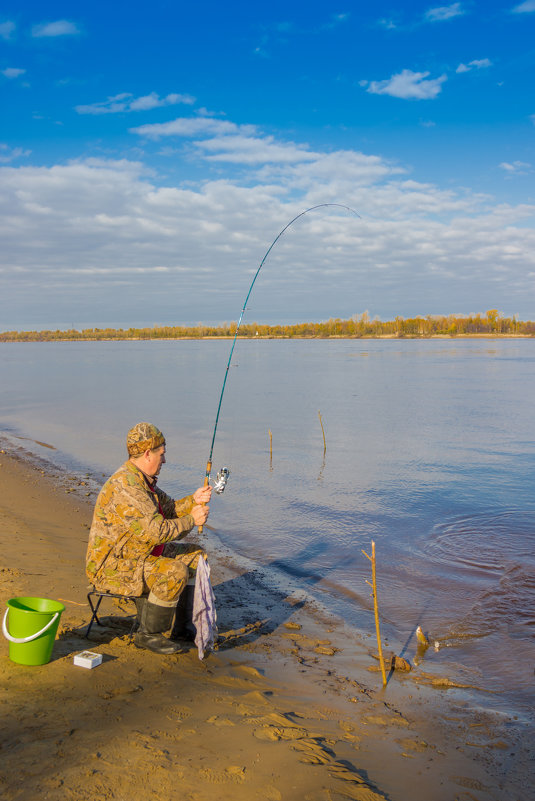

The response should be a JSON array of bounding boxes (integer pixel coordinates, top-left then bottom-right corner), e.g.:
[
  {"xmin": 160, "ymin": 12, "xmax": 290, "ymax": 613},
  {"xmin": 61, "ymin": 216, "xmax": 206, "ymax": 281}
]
[{"xmin": 74, "ymin": 650, "xmax": 103, "ymax": 669}]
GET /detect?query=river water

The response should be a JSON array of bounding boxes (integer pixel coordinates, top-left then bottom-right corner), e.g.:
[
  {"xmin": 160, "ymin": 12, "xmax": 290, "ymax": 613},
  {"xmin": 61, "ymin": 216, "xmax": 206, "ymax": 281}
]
[{"xmin": 1, "ymin": 338, "xmax": 534, "ymax": 722}]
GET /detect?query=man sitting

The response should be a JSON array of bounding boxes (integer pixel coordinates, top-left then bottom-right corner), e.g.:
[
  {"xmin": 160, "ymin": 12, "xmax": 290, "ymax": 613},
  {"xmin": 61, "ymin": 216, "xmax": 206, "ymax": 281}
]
[{"xmin": 86, "ymin": 422, "xmax": 211, "ymax": 654}]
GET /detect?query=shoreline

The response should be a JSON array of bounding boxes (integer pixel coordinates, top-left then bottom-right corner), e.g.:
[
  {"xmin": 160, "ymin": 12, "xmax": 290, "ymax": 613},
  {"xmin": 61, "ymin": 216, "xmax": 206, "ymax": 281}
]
[
  {"xmin": 1, "ymin": 333, "xmax": 534, "ymax": 343},
  {"xmin": 1, "ymin": 436, "xmax": 532, "ymax": 800}
]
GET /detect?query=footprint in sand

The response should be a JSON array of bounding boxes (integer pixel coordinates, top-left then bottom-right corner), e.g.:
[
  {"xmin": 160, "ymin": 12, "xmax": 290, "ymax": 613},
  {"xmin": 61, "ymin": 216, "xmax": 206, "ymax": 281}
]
[{"xmin": 167, "ymin": 705, "xmax": 193, "ymax": 721}]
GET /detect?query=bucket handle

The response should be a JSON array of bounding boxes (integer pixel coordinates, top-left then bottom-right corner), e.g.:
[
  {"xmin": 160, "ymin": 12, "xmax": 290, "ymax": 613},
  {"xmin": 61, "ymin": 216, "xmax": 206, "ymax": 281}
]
[{"xmin": 2, "ymin": 607, "xmax": 60, "ymax": 644}]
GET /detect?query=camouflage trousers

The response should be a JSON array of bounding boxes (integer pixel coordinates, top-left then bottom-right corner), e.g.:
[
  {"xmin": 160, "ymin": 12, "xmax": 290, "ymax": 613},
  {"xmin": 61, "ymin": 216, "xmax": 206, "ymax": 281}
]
[{"xmin": 143, "ymin": 542, "xmax": 206, "ymax": 605}]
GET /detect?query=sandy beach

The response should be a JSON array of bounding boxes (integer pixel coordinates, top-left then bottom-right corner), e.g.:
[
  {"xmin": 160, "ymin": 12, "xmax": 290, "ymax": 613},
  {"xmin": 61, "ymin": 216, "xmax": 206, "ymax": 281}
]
[{"xmin": 0, "ymin": 440, "xmax": 532, "ymax": 801}]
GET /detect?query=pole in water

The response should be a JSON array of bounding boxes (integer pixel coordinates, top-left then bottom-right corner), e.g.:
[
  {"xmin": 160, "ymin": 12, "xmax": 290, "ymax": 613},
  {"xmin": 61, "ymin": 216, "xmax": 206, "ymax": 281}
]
[
  {"xmin": 198, "ymin": 202, "xmax": 360, "ymax": 532},
  {"xmin": 362, "ymin": 541, "xmax": 387, "ymax": 687},
  {"xmin": 318, "ymin": 410, "xmax": 327, "ymax": 456}
]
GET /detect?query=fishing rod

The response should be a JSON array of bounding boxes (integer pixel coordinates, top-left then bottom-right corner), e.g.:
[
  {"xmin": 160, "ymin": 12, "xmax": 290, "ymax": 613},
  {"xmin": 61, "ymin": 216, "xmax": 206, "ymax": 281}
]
[{"xmin": 199, "ymin": 202, "xmax": 360, "ymax": 528}]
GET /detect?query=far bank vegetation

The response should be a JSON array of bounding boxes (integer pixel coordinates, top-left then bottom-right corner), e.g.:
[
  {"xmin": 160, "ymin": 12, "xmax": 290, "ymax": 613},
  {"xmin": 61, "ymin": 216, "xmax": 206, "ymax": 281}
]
[{"xmin": 1, "ymin": 310, "xmax": 534, "ymax": 342}]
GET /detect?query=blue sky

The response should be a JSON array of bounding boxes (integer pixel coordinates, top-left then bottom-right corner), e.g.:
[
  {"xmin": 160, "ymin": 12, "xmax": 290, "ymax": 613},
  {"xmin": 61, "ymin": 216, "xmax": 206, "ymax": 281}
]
[{"xmin": 1, "ymin": 1, "xmax": 534, "ymax": 329}]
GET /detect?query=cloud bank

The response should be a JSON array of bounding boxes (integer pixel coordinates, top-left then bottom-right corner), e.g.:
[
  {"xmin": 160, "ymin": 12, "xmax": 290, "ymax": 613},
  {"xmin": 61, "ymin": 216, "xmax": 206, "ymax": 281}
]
[{"xmin": 1, "ymin": 110, "xmax": 534, "ymax": 329}]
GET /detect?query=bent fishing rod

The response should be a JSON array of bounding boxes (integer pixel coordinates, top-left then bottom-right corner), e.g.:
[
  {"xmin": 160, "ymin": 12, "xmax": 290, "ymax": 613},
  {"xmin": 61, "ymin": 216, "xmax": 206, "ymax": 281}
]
[{"xmin": 199, "ymin": 202, "xmax": 360, "ymax": 529}]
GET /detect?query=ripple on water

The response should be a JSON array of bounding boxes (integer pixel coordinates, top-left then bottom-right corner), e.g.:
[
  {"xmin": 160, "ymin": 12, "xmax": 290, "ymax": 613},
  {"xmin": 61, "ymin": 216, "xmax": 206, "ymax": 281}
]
[
  {"xmin": 421, "ymin": 510, "xmax": 535, "ymax": 573},
  {"xmin": 419, "ymin": 511, "xmax": 535, "ymax": 641}
]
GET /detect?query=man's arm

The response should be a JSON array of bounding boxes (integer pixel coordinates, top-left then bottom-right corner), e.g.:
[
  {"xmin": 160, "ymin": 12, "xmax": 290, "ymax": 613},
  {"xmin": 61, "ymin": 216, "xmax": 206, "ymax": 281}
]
[
  {"xmin": 157, "ymin": 488, "xmax": 194, "ymax": 519},
  {"xmin": 119, "ymin": 482, "xmax": 195, "ymax": 546},
  {"xmin": 158, "ymin": 485, "xmax": 212, "ymax": 522}
]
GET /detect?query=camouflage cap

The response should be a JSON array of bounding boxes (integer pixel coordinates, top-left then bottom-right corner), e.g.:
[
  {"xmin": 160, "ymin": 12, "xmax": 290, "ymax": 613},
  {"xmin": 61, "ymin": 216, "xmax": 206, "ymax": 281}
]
[{"xmin": 126, "ymin": 422, "xmax": 166, "ymax": 457}]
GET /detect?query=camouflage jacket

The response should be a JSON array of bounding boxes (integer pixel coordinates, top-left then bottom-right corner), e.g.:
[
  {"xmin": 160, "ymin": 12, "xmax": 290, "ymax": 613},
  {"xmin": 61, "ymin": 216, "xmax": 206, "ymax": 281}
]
[{"xmin": 86, "ymin": 460, "xmax": 195, "ymax": 596}]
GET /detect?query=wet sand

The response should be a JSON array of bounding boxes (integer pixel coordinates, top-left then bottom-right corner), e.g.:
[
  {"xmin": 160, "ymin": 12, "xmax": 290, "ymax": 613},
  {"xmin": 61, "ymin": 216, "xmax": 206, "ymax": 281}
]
[{"xmin": 0, "ymin": 442, "xmax": 531, "ymax": 801}]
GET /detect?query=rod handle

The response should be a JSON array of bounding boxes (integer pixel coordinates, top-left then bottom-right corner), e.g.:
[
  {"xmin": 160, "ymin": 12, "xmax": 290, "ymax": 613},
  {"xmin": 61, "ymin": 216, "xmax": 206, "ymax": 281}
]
[{"xmin": 198, "ymin": 460, "xmax": 211, "ymax": 534}]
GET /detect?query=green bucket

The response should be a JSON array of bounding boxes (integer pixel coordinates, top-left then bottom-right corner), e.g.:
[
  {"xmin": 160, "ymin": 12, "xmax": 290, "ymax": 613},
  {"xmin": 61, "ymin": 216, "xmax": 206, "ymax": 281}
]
[{"xmin": 2, "ymin": 597, "xmax": 65, "ymax": 665}]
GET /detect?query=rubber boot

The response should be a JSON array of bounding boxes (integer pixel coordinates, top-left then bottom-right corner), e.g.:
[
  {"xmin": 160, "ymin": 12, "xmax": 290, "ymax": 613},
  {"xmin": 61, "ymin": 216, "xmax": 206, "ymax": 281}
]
[
  {"xmin": 133, "ymin": 596, "xmax": 147, "ymax": 633},
  {"xmin": 170, "ymin": 584, "xmax": 196, "ymax": 642},
  {"xmin": 134, "ymin": 601, "xmax": 184, "ymax": 654}
]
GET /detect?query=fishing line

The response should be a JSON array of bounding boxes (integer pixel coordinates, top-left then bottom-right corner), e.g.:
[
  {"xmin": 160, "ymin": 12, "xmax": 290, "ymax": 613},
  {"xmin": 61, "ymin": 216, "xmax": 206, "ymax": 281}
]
[{"xmin": 201, "ymin": 202, "xmax": 360, "ymax": 503}]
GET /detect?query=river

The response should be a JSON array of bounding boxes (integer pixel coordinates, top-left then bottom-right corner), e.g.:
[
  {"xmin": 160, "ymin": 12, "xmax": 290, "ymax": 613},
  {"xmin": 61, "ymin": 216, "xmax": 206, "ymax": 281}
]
[{"xmin": 1, "ymin": 337, "xmax": 534, "ymax": 724}]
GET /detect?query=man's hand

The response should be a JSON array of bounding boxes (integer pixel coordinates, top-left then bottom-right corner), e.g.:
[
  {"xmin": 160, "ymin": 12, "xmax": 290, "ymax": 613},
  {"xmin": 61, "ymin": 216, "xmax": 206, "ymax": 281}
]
[
  {"xmin": 191, "ymin": 503, "xmax": 210, "ymax": 526},
  {"xmin": 193, "ymin": 485, "xmax": 212, "ymax": 504}
]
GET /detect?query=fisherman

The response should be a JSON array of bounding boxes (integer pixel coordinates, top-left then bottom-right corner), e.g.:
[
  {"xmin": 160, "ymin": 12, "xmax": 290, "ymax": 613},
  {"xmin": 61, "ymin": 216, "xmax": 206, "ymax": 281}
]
[{"xmin": 86, "ymin": 422, "xmax": 212, "ymax": 655}]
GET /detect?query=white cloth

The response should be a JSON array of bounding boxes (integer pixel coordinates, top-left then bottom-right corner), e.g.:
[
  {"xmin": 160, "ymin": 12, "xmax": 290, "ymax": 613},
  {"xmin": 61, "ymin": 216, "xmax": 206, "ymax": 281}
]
[{"xmin": 192, "ymin": 557, "xmax": 217, "ymax": 659}]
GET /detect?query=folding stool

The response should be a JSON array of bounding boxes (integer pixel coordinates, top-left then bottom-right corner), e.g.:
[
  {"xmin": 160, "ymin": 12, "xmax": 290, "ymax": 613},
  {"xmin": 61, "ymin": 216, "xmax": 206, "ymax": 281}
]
[{"xmin": 85, "ymin": 587, "xmax": 141, "ymax": 638}]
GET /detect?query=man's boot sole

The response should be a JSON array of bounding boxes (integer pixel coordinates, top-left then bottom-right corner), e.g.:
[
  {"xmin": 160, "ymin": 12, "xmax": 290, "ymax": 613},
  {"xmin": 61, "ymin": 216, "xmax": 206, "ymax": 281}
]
[{"xmin": 133, "ymin": 632, "xmax": 184, "ymax": 655}]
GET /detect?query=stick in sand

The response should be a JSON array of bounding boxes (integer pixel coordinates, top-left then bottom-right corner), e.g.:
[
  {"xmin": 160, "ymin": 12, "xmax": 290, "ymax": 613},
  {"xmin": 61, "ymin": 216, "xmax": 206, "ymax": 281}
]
[
  {"xmin": 362, "ymin": 540, "xmax": 387, "ymax": 687},
  {"xmin": 269, "ymin": 429, "xmax": 273, "ymax": 468}
]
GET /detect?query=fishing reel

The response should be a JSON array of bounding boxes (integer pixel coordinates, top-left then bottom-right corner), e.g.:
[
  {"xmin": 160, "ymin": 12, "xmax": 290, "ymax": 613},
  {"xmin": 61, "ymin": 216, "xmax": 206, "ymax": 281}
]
[{"xmin": 212, "ymin": 466, "xmax": 231, "ymax": 494}]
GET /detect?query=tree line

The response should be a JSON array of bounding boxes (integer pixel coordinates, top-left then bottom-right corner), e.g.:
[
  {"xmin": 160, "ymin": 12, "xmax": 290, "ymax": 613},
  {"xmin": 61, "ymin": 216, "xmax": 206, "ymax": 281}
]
[{"xmin": 1, "ymin": 310, "xmax": 534, "ymax": 342}]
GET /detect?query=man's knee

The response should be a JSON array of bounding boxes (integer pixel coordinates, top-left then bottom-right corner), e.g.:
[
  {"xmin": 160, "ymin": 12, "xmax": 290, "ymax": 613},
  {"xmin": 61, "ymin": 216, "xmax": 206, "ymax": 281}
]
[
  {"xmin": 173, "ymin": 560, "xmax": 189, "ymax": 586},
  {"xmin": 145, "ymin": 558, "xmax": 189, "ymax": 604}
]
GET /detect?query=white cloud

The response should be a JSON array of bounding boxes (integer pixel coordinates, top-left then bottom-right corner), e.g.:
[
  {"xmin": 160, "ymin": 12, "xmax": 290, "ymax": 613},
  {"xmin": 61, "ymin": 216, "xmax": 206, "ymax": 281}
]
[
  {"xmin": 500, "ymin": 161, "xmax": 532, "ymax": 174},
  {"xmin": 424, "ymin": 3, "xmax": 464, "ymax": 22},
  {"xmin": 2, "ymin": 67, "xmax": 26, "ymax": 79},
  {"xmin": 32, "ymin": 20, "xmax": 80, "ymax": 38},
  {"xmin": 470, "ymin": 58, "xmax": 492, "ymax": 69},
  {"xmin": 194, "ymin": 135, "xmax": 318, "ymax": 165},
  {"xmin": 131, "ymin": 116, "xmax": 254, "ymax": 139},
  {"xmin": 512, "ymin": 0, "xmax": 535, "ymax": 12},
  {"xmin": 128, "ymin": 92, "xmax": 190, "ymax": 111},
  {"xmin": 0, "ymin": 144, "xmax": 31, "ymax": 163},
  {"xmin": 365, "ymin": 69, "xmax": 447, "ymax": 100},
  {"xmin": 0, "ymin": 20, "xmax": 15, "ymax": 39},
  {"xmin": 456, "ymin": 58, "xmax": 492, "ymax": 73},
  {"xmin": 76, "ymin": 92, "xmax": 195, "ymax": 115},
  {"xmin": 132, "ymin": 115, "xmax": 402, "ymax": 170}
]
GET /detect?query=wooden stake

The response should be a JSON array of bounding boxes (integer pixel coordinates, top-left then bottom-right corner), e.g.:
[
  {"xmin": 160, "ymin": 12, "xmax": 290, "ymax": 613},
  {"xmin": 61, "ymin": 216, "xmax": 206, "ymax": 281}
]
[
  {"xmin": 268, "ymin": 429, "xmax": 273, "ymax": 468},
  {"xmin": 362, "ymin": 540, "xmax": 387, "ymax": 687},
  {"xmin": 318, "ymin": 410, "xmax": 326, "ymax": 455}
]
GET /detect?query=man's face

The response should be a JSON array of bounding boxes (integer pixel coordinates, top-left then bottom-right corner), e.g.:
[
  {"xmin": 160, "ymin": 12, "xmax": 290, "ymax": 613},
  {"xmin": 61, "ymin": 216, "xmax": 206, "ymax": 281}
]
[{"xmin": 145, "ymin": 445, "xmax": 166, "ymax": 477}]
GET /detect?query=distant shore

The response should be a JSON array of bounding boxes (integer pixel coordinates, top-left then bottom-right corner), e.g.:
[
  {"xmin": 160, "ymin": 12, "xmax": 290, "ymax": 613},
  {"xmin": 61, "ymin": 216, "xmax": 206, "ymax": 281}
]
[
  {"xmin": 2, "ymin": 311, "xmax": 534, "ymax": 342},
  {"xmin": 1, "ymin": 332, "xmax": 533, "ymax": 343}
]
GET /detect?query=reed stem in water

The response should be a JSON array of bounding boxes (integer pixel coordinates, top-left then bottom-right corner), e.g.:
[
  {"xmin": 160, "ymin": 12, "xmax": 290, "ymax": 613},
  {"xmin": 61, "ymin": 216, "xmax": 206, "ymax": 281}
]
[{"xmin": 318, "ymin": 410, "xmax": 326, "ymax": 455}]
